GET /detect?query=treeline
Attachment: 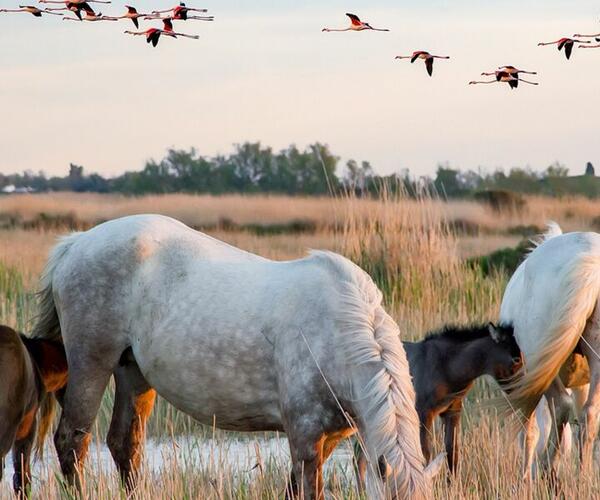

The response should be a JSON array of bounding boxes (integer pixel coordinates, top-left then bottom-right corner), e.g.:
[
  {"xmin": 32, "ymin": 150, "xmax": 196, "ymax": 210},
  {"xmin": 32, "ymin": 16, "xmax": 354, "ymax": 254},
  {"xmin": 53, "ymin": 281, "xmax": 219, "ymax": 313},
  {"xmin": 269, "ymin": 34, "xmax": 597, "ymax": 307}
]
[{"xmin": 1, "ymin": 142, "xmax": 597, "ymax": 198}]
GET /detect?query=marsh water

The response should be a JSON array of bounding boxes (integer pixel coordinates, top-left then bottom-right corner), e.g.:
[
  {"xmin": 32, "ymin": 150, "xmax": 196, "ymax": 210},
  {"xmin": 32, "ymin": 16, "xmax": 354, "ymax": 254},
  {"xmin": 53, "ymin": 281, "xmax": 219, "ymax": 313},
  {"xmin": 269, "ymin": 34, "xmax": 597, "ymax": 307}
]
[{"xmin": 3, "ymin": 434, "xmax": 355, "ymax": 490}]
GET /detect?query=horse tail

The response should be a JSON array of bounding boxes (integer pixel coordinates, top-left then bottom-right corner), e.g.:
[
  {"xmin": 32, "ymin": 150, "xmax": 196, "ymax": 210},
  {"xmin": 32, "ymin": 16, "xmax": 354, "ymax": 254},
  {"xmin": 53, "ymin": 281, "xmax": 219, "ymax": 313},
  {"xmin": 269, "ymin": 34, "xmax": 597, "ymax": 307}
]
[
  {"xmin": 35, "ymin": 392, "xmax": 56, "ymax": 458},
  {"xmin": 32, "ymin": 232, "xmax": 81, "ymax": 342},
  {"xmin": 508, "ymin": 252, "xmax": 600, "ymax": 418},
  {"xmin": 320, "ymin": 251, "xmax": 427, "ymax": 499}
]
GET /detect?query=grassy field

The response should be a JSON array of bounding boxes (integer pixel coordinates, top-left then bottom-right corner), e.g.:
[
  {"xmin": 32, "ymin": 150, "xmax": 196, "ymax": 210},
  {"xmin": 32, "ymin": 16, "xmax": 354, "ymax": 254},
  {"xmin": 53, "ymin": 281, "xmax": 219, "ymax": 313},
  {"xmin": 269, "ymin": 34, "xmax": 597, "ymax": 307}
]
[{"xmin": 1, "ymin": 192, "xmax": 600, "ymax": 498}]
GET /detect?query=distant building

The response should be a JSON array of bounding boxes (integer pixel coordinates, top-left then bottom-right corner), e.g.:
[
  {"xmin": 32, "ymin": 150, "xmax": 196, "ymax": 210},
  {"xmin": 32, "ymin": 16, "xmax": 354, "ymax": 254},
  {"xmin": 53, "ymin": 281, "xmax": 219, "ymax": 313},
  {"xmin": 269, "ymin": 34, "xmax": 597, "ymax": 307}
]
[{"xmin": 1, "ymin": 185, "xmax": 35, "ymax": 194}]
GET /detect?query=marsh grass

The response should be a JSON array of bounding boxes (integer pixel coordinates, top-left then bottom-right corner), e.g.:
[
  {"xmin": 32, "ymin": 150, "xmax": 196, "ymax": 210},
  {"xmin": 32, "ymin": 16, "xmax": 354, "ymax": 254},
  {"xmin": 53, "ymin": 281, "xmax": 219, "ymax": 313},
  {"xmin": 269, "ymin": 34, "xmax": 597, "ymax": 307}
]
[{"xmin": 1, "ymin": 192, "xmax": 599, "ymax": 498}]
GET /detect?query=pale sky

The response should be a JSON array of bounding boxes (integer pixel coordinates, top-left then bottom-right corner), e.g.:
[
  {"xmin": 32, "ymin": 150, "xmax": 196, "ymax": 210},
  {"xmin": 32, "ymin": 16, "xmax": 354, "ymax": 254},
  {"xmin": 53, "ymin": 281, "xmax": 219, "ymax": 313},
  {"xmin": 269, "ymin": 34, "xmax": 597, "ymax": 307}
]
[{"xmin": 0, "ymin": 1, "xmax": 599, "ymax": 178}]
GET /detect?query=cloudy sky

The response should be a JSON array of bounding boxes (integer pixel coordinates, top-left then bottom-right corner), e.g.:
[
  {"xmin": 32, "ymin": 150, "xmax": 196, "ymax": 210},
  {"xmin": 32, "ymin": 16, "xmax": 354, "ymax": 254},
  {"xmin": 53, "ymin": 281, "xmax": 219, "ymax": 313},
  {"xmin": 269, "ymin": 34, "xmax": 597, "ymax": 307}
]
[{"xmin": 0, "ymin": 0, "xmax": 599, "ymax": 178}]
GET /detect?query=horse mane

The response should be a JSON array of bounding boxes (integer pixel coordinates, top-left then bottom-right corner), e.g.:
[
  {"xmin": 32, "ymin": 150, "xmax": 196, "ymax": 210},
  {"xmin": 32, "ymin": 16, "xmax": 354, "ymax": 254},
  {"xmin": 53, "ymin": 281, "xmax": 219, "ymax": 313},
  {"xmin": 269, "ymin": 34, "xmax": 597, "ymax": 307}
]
[{"xmin": 308, "ymin": 250, "xmax": 428, "ymax": 498}]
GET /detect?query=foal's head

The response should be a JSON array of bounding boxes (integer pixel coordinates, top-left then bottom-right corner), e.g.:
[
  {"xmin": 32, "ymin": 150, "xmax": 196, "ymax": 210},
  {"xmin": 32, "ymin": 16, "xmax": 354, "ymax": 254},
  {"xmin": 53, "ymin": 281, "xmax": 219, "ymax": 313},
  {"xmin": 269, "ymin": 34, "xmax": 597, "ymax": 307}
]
[
  {"xmin": 483, "ymin": 323, "xmax": 522, "ymax": 384},
  {"xmin": 425, "ymin": 323, "xmax": 522, "ymax": 385}
]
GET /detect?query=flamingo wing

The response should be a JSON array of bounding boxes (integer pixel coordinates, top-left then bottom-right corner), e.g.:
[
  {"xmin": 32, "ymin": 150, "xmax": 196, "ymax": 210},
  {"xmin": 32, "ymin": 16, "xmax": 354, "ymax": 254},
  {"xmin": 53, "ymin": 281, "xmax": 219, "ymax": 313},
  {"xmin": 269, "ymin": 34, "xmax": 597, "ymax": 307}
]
[
  {"xmin": 425, "ymin": 57, "xmax": 433, "ymax": 76},
  {"xmin": 557, "ymin": 38, "xmax": 568, "ymax": 51},
  {"xmin": 346, "ymin": 13, "xmax": 362, "ymax": 26},
  {"xmin": 79, "ymin": 2, "xmax": 95, "ymax": 16},
  {"xmin": 564, "ymin": 41, "xmax": 573, "ymax": 59},
  {"xmin": 410, "ymin": 51, "xmax": 423, "ymax": 63},
  {"xmin": 125, "ymin": 5, "xmax": 137, "ymax": 14},
  {"xmin": 509, "ymin": 79, "xmax": 519, "ymax": 89},
  {"xmin": 162, "ymin": 17, "xmax": 173, "ymax": 31},
  {"xmin": 132, "ymin": 16, "xmax": 138, "ymax": 28}
]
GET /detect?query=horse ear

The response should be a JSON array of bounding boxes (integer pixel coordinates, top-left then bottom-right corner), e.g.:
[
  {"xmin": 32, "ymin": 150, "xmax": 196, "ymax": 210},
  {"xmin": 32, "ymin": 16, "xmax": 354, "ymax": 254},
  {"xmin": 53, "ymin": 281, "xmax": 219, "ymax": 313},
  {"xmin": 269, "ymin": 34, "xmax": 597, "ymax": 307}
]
[
  {"xmin": 488, "ymin": 322, "xmax": 501, "ymax": 343},
  {"xmin": 424, "ymin": 453, "xmax": 445, "ymax": 480}
]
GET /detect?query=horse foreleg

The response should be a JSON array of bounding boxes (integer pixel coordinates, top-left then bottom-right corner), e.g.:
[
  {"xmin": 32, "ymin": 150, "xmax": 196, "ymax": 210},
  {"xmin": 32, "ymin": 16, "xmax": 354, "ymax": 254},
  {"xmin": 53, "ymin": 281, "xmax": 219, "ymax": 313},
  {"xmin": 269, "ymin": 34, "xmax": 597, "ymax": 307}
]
[
  {"xmin": 12, "ymin": 410, "xmax": 37, "ymax": 497},
  {"xmin": 107, "ymin": 357, "xmax": 156, "ymax": 491},
  {"xmin": 285, "ymin": 433, "xmax": 325, "ymax": 500},
  {"xmin": 441, "ymin": 400, "xmax": 462, "ymax": 474},
  {"xmin": 352, "ymin": 439, "xmax": 367, "ymax": 495}
]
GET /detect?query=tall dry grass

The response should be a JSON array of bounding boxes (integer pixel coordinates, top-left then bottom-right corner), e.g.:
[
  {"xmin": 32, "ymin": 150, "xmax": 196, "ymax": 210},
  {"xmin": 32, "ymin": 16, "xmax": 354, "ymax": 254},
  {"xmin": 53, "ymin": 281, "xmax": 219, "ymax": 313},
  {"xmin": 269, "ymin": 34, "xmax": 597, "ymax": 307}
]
[{"xmin": 0, "ymin": 192, "xmax": 599, "ymax": 498}]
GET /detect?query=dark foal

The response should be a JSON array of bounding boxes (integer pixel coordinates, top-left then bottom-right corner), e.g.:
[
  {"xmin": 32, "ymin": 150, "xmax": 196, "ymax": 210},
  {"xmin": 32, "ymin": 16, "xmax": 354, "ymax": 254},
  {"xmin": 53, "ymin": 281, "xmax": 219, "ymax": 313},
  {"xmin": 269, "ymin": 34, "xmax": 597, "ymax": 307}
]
[
  {"xmin": 356, "ymin": 323, "xmax": 521, "ymax": 483},
  {"xmin": 0, "ymin": 325, "xmax": 68, "ymax": 496}
]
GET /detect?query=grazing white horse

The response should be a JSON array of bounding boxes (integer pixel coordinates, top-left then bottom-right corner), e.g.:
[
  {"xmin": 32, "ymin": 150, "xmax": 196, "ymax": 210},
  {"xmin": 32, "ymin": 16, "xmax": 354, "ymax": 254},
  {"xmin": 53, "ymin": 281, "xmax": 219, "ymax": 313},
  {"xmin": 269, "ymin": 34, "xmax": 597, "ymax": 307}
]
[
  {"xmin": 33, "ymin": 214, "xmax": 442, "ymax": 499},
  {"xmin": 500, "ymin": 223, "xmax": 600, "ymax": 477}
]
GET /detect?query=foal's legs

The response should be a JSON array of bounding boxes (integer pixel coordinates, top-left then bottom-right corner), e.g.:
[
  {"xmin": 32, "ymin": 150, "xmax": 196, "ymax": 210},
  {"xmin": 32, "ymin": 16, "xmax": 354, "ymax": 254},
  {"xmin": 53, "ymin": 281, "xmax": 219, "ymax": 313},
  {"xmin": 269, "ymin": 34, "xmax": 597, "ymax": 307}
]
[
  {"xmin": 12, "ymin": 411, "xmax": 38, "ymax": 496},
  {"xmin": 419, "ymin": 413, "xmax": 435, "ymax": 463},
  {"xmin": 441, "ymin": 400, "xmax": 463, "ymax": 474},
  {"xmin": 107, "ymin": 355, "xmax": 156, "ymax": 489}
]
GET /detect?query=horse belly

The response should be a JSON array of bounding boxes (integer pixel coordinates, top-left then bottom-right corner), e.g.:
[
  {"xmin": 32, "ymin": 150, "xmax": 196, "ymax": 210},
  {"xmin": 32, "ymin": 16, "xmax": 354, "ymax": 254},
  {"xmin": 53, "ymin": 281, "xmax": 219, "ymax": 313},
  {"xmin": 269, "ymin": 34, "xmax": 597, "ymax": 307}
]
[{"xmin": 132, "ymin": 327, "xmax": 284, "ymax": 432}]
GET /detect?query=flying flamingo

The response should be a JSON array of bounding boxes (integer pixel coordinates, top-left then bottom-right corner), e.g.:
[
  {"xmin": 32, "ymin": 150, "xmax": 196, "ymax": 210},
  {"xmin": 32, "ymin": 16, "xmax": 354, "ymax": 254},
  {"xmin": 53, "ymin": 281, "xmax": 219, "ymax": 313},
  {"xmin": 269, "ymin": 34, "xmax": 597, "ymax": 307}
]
[
  {"xmin": 573, "ymin": 32, "xmax": 600, "ymax": 42},
  {"xmin": 40, "ymin": 0, "xmax": 109, "ymax": 4},
  {"xmin": 322, "ymin": 13, "xmax": 390, "ymax": 32},
  {"xmin": 63, "ymin": 11, "xmax": 117, "ymax": 21},
  {"xmin": 114, "ymin": 6, "xmax": 153, "ymax": 28},
  {"xmin": 0, "ymin": 5, "xmax": 62, "ymax": 16},
  {"xmin": 160, "ymin": 17, "xmax": 200, "ymax": 39},
  {"xmin": 125, "ymin": 18, "xmax": 198, "ymax": 47},
  {"xmin": 469, "ymin": 70, "xmax": 539, "ymax": 88},
  {"xmin": 125, "ymin": 27, "xmax": 167, "ymax": 47},
  {"xmin": 477, "ymin": 66, "xmax": 539, "ymax": 88},
  {"xmin": 43, "ymin": 1, "xmax": 96, "ymax": 20},
  {"xmin": 150, "ymin": 2, "xmax": 212, "ymax": 21},
  {"xmin": 538, "ymin": 37, "xmax": 591, "ymax": 60},
  {"xmin": 394, "ymin": 51, "xmax": 449, "ymax": 76}
]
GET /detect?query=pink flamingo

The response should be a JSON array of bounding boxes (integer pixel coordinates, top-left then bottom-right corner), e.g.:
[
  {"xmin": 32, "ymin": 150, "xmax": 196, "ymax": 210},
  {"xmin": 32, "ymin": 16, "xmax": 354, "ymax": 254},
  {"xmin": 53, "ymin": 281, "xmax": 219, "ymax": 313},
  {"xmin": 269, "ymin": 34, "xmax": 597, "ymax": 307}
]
[
  {"xmin": 469, "ymin": 70, "xmax": 538, "ymax": 89},
  {"xmin": 538, "ymin": 37, "xmax": 591, "ymax": 60},
  {"xmin": 0, "ymin": 5, "xmax": 62, "ymax": 16},
  {"xmin": 115, "ymin": 6, "xmax": 153, "ymax": 28},
  {"xmin": 125, "ymin": 18, "xmax": 198, "ymax": 47},
  {"xmin": 150, "ymin": 2, "xmax": 212, "ymax": 21},
  {"xmin": 395, "ymin": 51, "xmax": 449, "ymax": 76},
  {"xmin": 63, "ymin": 11, "xmax": 117, "ymax": 21},
  {"xmin": 322, "ymin": 13, "xmax": 390, "ymax": 32}
]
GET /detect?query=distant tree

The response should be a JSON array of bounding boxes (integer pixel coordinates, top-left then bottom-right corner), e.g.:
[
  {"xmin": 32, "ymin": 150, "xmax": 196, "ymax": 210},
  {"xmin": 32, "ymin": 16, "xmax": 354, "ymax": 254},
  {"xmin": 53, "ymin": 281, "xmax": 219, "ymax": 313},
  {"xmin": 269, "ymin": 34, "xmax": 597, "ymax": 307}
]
[
  {"xmin": 585, "ymin": 162, "xmax": 595, "ymax": 176},
  {"xmin": 544, "ymin": 162, "xmax": 569, "ymax": 178},
  {"xmin": 434, "ymin": 166, "xmax": 464, "ymax": 197}
]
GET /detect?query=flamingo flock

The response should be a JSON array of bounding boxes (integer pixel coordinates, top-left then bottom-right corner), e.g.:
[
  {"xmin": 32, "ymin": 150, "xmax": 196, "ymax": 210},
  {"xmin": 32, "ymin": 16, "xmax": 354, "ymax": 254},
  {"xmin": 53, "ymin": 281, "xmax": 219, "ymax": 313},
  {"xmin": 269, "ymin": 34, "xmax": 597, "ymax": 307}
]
[
  {"xmin": 320, "ymin": 12, "xmax": 600, "ymax": 88},
  {"xmin": 0, "ymin": 1, "xmax": 213, "ymax": 47},
  {"xmin": 1, "ymin": 6, "xmax": 599, "ymax": 78}
]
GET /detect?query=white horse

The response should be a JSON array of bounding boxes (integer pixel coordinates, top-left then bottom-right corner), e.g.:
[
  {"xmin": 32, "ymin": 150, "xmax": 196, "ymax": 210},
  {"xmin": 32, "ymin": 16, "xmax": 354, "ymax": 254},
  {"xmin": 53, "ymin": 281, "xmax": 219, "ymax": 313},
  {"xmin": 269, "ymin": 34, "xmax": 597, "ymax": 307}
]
[
  {"xmin": 33, "ymin": 214, "xmax": 442, "ymax": 499},
  {"xmin": 500, "ymin": 223, "xmax": 600, "ymax": 477}
]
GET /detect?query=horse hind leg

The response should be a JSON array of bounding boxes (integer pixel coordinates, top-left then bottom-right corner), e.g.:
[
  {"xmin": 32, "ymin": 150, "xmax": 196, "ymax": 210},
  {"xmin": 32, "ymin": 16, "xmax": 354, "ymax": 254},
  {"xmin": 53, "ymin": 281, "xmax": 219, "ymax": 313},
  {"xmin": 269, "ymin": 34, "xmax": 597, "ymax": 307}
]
[
  {"xmin": 541, "ymin": 379, "xmax": 573, "ymax": 474},
  {"xmin": 579, "ymin": 317, "xmax": 600, "ymax": 471},
  {"xmin": 55, "ymin": 338, "xmax": 123, "ymax": 488},
  {"xmin": 107, "ymin": 349, "xmax": 156, "ymax": 490}
]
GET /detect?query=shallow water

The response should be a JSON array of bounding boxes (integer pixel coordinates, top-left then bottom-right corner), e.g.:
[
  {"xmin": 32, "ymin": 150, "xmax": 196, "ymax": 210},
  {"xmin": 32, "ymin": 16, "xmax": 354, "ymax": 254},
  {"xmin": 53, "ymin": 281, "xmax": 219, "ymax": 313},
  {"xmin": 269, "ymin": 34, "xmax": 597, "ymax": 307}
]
[{"xmin": 2, "ymin": 434, "xmax": 355, "ymax": 490}]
